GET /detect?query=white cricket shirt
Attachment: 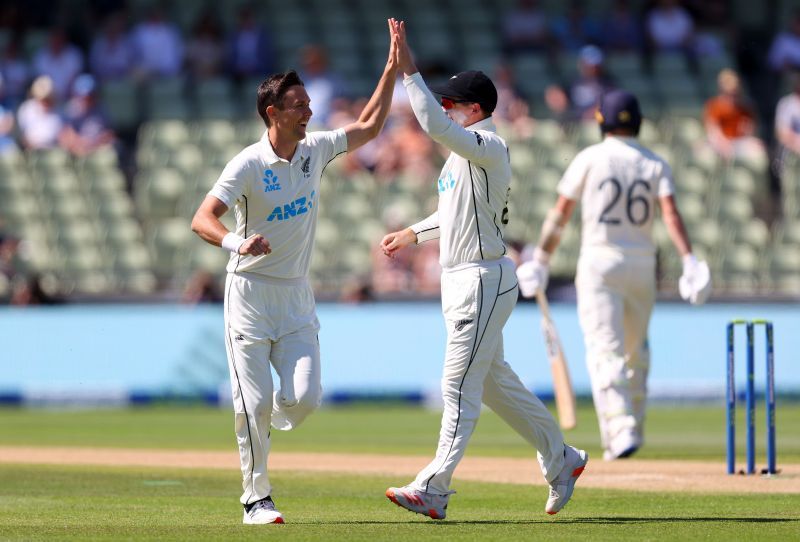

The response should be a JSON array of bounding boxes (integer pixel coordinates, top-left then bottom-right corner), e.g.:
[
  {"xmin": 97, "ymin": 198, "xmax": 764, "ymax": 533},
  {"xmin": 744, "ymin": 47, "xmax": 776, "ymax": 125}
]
[
  {"xmin": 404, "ymin": 73, "xmax": 512, "ymax": 269},
  {"xmin": 209, "ymin": 128, "xmax": 347, "ymax": 278},
  {"xmin": 558, "ymin": 135, "xmax": 675, "ymax": 256}
]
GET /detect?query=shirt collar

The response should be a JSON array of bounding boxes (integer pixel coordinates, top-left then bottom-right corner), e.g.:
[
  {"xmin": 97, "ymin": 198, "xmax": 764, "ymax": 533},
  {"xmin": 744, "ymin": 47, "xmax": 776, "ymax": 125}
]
[
  {"xmin": 467, "ymin": 116, "xmax": 496, "ymax": 132},
  {"xmin": 260, "ymin": 130, "xmax": 304, "ymax": 165}
]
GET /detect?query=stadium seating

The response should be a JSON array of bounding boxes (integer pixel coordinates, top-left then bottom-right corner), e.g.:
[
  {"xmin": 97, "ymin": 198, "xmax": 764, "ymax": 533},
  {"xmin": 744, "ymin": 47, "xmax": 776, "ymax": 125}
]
[{"xmin": 2, "ymin": 0, "xmax": 797, "ymax": 301}]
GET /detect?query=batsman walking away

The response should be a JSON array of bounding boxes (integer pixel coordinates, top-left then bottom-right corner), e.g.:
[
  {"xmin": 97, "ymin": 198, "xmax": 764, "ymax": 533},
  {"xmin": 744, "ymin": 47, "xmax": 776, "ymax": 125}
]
[
  {"xmin": 516, "ymin": 89, "xmax": 712, "ymax": 461},
  {"xmin": 379, "ymin": 20, "xmax": 587, "ymax": 520}
]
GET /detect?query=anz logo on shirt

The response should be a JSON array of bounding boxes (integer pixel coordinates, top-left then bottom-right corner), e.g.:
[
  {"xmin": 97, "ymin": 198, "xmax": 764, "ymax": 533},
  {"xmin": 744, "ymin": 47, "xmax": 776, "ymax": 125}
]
[
  {"xmin": 262, "ymin": 169, "xmax": 282, "ymax": 192},
  {"xmin": 437, "ymin": 171, "xmax": 457, "ymax": 193},
  {"xmin": 266, "ymin": 191, "xmax": 316, "ymax": 222}
]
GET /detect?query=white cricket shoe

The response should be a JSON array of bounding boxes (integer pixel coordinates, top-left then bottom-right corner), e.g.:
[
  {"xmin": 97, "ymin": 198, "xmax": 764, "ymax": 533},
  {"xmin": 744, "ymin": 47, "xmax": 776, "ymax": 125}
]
[
  {"xmin": 545, "ymin": 445, "xmax": 588, "ymax": 515},
  {"xmin": 385, "ymin": 485, "xmax": 450, "ymax": 520},
  {"xmin": 243, "ymin": 496, "xmax": 285, "ymax": 524}
]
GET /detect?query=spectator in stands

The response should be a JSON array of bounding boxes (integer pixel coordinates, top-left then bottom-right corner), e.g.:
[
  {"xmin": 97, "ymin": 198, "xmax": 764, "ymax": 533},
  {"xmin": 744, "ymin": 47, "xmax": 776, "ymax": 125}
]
[
  {"xmin": 768, "ymin": 11, "xmax": 800, "ymax": 74},
  {"xmin": 339, "ymin": 276, "xmax": 374, "ymax": 303},
  {"xmin": 411, "ymin": 240, "xmax": 442, "ymax": 296},
  {"xmin": 227, "ymin": 4, "xmax": 275, "ymax": 82},
  {"xmin": 645, "ymin": 0, "xmax": 695, "ymax": 54},
  {"xmin": 185, "ymin": 8, "xmax": 225, "ymax": 81},
  {"xmin": 10, "ymin": 273, "xmax": 59, "ymax": 306},
  {"xmin": 601, "ymin": 0, "xmax": 644, "ymax": 52},
  {"xmin": 703, "ymin": 68, "xmax": 766, "ymax": 163},
  {"xmin": 550, "ymin": 0, "xmax": 602, "ymax": 53},
  {"xmin": 89, "ymin": 12, "xmax": 135, "ymax": 82},
  {"xmin": 373, "ymin": 105, "xmax": 437, "ymax": 181},
  {"xmin": 130, "ymin": 5, "xmax": 184, "ymax": 80},
  {"xmin": 0, "ymin": 36, "xmax": 30, "ymax": 108},
  {"xmin": 299, "ymin": 44, "xmax": 347, "ymax": 129},
  {"xmin": 371, "ymin": 204, "xmax": 416, "ymax": 295},
  {"xmin": 686, "ymin": 0, "xmax": 732, "ymax": 59},
  {"xmin": 560, "ymin": 45, "xmax": 617, "ymax": 122},
  {"xmin": 775, "ymin": 73, "xmax": 800, "ymax": 158},
  {"xmin": 0, "ymin": 75, "xmax": 19, "ymax": 156},
  {"xmin": 0, "ymin": 229, "xmax": 21, "ymax": 282},
  {"xmin": 543, "ymin": 83, "xmax": 572, "ymax": 123},
  {"xmin": 492, "ymin": 63, "xmax": 536, "ymax": 139},
  {"xmin": 32, "ymin": 27, "xmax": 84, "ymax": 101},
  {"xmin": 501, "ymin": 0, "xmax": 552, "ymax": 57},
  {"xmin": 182, "ymin": 270, "xmax": 223, "ymax": 303},
  {"xmin": 59, "ymin": 74, "xmax": 116, "ymax": 157},
  {"xmin": 17, "ymin": 75, "xmax": 63, "ymax": 150}
]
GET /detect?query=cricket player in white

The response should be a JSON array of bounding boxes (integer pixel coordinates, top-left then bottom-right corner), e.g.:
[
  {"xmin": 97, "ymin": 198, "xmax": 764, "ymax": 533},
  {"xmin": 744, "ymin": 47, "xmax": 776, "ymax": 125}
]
[
  {"xmin": 380, "ymin": 21, "xmax": 587, "ymax": 520},
  {"xmin": 516, "ymin": 89, "xmax": 712, "ymax": 461},
  {"xmin": 191, "ymin": 20, "xmax": 400, "ymax": 524}
]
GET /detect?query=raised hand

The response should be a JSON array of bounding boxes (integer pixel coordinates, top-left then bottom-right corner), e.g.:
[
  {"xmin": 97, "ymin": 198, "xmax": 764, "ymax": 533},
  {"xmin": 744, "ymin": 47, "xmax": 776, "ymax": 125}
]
[
  {"xmin": 386, "ymin": 18, "xmax": 399, "ymax": 71},
  {"xmin": 390, "ymin": 19, "xmax": 417, "ymax": 77}
]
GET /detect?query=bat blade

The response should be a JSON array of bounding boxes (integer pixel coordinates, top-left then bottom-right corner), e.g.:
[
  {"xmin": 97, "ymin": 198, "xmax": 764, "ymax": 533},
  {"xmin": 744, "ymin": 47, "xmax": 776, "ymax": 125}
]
[{"xmin": 536, "ymin": 290, "xmax": 577, "ymax": 430}]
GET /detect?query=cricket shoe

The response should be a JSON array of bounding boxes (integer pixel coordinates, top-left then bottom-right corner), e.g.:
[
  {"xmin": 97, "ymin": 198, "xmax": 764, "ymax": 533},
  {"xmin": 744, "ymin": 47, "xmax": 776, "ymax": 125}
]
[
  {"xmin": 545, "ymin": 445, "xmax": 588, "ymax": 515},
  {"xmin": 603, "ymin": 429, "xmax": 641, "ymax": 461},
  {"xmin": 385, "ymin": 485, "xmax": 450, "ymax": 520},
  {"xmin": 243, "ymin": 496, "xmax": 284, "ymax": 524}
]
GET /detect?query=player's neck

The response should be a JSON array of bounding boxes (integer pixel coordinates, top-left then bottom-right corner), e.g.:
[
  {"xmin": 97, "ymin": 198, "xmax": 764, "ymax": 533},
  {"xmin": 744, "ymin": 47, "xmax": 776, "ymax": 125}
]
[{"xmin": 267, "ymin": 128, "xmax": 299, "ymax": 161}]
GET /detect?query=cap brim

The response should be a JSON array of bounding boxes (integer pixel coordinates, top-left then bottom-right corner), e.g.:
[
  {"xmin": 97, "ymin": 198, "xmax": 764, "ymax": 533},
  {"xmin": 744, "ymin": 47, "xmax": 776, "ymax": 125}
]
[{"xmin": 429, "ymin": 82, "xmax": 467, "ymax": 101}]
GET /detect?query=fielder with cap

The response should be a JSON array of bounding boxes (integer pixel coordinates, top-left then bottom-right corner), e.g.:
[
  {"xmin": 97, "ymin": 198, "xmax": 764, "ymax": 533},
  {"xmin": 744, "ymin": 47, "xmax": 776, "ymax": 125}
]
[
  {"xmin": 380, "ymin": 20, "xmax": 587, "ymax": 520},
  {"xmin": 516, "ymin": 89, "xmax": 712, "ymax": 461}
]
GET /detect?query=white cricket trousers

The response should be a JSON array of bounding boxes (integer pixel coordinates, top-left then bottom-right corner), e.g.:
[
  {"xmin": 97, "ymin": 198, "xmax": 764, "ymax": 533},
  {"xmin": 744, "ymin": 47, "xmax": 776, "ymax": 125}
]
[
  {"xmin": 413, "ymin": 257, "xmax": 566, "ymax": 494},
  {"xmin": 224, "ymin": 272, "xmax": 322, "ymax": 506},
  {"xmin": 575, "ymin": 250, "xmax": 655, "ymax": 454}
]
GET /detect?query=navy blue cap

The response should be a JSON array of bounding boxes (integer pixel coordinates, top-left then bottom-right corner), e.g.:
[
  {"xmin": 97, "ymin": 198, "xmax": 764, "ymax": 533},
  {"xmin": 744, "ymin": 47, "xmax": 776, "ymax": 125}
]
[
  {"xmin": 595, "ymin": 89, "xmax": 642, "ymax": 133},
  {"xmin": 429, "ymin": 70, "xmax": 498, "ymax": 113}
]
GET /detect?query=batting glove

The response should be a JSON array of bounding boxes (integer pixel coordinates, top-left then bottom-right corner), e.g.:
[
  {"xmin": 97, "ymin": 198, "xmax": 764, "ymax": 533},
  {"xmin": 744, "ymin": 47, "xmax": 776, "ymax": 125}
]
[
  {"xmin": 516, "ymin": 248, "xmax": 550, "ymax": 298},
  {"xmin": 679, "ymin": 254, "xmax": 712, "ymax": 305}
]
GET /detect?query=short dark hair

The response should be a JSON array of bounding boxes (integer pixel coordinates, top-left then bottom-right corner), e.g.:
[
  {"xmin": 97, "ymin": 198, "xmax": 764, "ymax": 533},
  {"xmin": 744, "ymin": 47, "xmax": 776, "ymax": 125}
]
[{"xmin": 256, "ymin": 70, "xmax": 305, "ymax": 127}]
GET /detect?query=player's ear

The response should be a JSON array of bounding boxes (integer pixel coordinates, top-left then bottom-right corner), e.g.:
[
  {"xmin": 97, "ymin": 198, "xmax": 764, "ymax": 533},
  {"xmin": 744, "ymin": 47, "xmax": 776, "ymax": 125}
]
[{"xmin": 266, "ymin": 104, "xmax": 277, "ymax": 123}]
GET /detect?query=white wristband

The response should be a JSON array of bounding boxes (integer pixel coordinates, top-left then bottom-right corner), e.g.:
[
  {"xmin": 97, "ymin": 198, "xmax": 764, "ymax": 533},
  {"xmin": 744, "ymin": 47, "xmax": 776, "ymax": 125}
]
[
  {"xmin": 682, "ymin": 253, "xmax": 697, "ymax": 267},
  {"xmin": 533, "ymin": 247, "xmax": 551, "ymax": 264},
  {"xmin": 221, "ymin": 232, "xmax": 246, "ymax": 254}
]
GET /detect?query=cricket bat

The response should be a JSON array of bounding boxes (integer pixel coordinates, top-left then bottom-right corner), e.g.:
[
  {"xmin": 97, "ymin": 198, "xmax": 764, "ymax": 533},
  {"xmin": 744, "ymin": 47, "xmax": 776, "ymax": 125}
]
[{"xmin": 535, "ymin": 289, "xmax": 577, "ymax": 430}]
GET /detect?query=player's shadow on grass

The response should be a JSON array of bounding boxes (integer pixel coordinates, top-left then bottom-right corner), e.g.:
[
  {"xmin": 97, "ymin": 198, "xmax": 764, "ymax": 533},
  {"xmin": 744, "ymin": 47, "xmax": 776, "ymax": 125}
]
[
  {"xmin": 323, "ymin": 517, "xmax": 799, "ymax": 526},
  {"xmin": 561, "ymin": 517, "xmax": 800, "ymax": 525}
]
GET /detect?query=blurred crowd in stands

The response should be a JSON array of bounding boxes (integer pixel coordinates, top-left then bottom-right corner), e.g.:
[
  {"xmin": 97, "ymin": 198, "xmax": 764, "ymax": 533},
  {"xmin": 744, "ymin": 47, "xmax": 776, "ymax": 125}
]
[{"xmin": 2, "ymin": 0, "xmax": 800, "ymax": 303}]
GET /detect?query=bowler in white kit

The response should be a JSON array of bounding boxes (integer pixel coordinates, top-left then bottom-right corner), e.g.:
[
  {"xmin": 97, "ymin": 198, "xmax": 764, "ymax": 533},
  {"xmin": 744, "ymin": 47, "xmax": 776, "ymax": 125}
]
[
  {"xmin": 191, "ymin": 20, "xmax": 400, "ymax": 524},
  {"xmin": 380, "ymin": 20, "xmax": 587, "ymax": 520},
  {"xmin": 516, "ymin": 89, "xmax": 712, "ymax": 460}
]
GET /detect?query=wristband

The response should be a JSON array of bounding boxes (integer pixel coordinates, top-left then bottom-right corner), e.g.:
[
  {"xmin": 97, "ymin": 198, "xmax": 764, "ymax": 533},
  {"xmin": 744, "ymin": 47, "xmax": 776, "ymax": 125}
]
[
  {"xmin": 221, "ymin": 232, "xmax": 246, "ymax": 254},
  {"xmin": 682, "ymin": 253, "xmax": 697, "ymax": 267},
  {"xmin": 533, "ymin": 247, "xmax": 551, "ymax": 264}
]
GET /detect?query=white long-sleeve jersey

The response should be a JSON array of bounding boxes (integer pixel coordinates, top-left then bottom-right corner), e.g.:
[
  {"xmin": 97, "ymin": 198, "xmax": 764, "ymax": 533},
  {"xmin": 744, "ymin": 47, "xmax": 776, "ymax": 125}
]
[{"xmin": 404, "ymin": 72, "xmax": 512, "ymax": 269}]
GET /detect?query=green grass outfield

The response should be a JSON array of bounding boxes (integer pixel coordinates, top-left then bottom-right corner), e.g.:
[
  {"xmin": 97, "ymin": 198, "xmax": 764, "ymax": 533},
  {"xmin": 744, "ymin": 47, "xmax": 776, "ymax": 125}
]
[{"xmin": 0, "ymin": 402, "xmax": 798, "ymax": 541}]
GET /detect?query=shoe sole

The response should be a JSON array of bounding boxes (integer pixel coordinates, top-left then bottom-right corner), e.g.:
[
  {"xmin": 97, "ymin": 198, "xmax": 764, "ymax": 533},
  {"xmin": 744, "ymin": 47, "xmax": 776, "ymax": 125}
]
[
  {"xmin": 243, "ymin": 517, "xmax": 285, "ymax": 525},
  {"xmin": 385, "ymin": 488, "xmax": 443, "ymax": 520},
  {"xmin": 546, "ymin": 453, "xmax": 588, "ymax": 515}
]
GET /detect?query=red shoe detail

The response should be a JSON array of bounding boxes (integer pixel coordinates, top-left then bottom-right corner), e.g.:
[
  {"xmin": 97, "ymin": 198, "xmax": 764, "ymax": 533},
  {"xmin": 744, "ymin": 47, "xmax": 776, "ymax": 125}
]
[
  {"xmin": 273, "ymin": 517, "xmax": 285, "ymax": 524},
  {"xmin": 547, "ymin": 510, "xmax": 557, "ymax": 515},
  {"xmin": 386, "ymin": 489, "xmax": 400, "ymax": 506},
  {"xmin": 571, "ymin": 466, "xmax": 585, "ymax": 477},
  {"xmin": 428, "ymin": 509, "xmax": 440, "ymax": 519}
]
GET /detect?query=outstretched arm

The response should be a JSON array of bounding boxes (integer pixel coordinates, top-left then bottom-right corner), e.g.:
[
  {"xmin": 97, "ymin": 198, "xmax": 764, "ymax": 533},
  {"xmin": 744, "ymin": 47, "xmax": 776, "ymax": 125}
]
[
  {"xmin": 344, "ymin": 18, "xmax": 399, "ymax": 151},
  {"xmin": 392, "ymin": 20, "xmax": 503, "ymax": 164}
]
